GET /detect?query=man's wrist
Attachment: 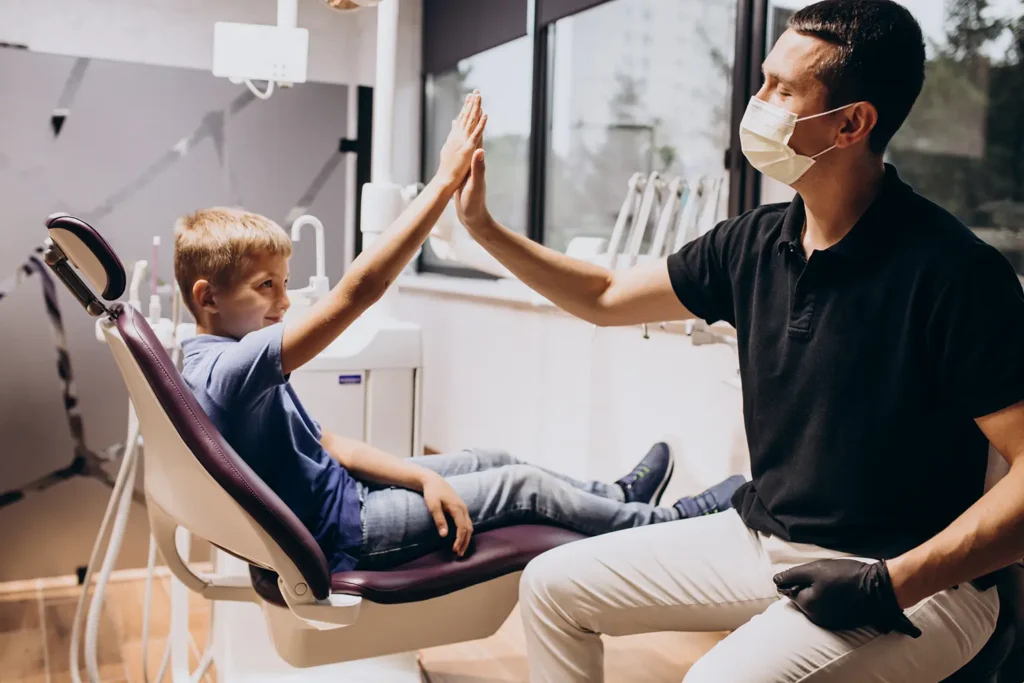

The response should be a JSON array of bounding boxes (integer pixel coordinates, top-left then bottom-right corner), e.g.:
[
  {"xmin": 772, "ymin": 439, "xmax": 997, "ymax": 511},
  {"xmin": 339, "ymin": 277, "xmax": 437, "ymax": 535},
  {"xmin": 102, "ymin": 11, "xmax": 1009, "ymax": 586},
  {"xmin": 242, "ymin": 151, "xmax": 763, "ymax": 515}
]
[
  {"xmin": 464, "ymin": 213, "xmax": 497, "ymax": 236},
  {"xmin": 884, "ymin": 556, "xmax": 921, "ymax": 609}
]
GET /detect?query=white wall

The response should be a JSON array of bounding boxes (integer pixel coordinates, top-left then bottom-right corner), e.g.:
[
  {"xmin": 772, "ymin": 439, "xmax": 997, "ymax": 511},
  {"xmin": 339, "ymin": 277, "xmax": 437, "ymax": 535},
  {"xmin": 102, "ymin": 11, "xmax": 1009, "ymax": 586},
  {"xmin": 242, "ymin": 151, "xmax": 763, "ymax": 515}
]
[
  {"xmin": 0, "ymin": 0, "xmax": 378, "ymax": 86},
  {"xmin": 395, "ymin": 287, "xmax": 750, "ymax": 501}
]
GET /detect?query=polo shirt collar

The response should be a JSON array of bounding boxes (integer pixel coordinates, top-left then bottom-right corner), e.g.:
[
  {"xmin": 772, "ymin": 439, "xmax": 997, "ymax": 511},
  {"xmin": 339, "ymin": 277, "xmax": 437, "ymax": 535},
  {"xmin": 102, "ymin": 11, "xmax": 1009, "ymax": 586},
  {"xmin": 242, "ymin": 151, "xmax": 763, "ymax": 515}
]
[{"xmin": 775, "ymin": 164, "xmax": 912, "ymax": 261}]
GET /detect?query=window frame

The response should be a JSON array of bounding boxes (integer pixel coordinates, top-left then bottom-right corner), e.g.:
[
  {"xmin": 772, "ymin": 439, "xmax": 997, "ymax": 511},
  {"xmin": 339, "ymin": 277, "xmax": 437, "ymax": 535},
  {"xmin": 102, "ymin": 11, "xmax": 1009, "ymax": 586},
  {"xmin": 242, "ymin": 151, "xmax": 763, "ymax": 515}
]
[{"xmin": 417, "ymin": 0, "xmax": 770, "ymax": 277}]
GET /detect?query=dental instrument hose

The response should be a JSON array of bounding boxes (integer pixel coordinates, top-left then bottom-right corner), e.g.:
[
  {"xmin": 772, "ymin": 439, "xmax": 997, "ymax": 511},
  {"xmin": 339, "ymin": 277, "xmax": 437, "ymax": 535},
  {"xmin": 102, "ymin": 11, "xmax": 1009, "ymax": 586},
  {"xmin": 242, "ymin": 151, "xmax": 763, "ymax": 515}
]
[
  {"xmin": 68, "ymin": 415, "xmax": 141, "ymax": 683},
  {"xmin": 84, "ymin": 449, "xmax": 138, "ymax": 683},
  {"xmin": 142, "ymin": 535, "xmax": 172, "ymax": 683}
]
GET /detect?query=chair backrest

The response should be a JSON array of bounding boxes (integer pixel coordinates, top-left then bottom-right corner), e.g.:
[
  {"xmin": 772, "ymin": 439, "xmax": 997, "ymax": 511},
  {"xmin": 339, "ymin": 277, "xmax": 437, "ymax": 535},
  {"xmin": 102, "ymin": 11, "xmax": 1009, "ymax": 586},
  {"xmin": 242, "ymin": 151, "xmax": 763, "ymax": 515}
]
[{"xmin": 43, "ymin": 214, "xmax": 331, "ymax": 600}]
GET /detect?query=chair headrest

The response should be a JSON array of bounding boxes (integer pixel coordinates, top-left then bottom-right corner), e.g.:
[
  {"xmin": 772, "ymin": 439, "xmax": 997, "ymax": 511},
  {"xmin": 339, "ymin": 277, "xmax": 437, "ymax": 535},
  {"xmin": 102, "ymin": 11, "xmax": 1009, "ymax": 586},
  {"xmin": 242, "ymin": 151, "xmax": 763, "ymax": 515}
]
[{"xmin": 45, "ymin": 213, "xmax": 126, "ymax": 302}]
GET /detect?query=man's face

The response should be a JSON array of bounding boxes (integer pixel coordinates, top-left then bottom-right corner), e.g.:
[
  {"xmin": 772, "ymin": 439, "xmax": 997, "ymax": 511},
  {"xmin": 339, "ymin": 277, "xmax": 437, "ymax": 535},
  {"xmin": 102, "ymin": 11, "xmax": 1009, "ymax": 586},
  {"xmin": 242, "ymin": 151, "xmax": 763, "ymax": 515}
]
[
  {"xmin": 209, "ymin": 253, "xmax": 291, "ymax": 339},
  {"xmin": 756, "ymin": 29, "xmax": 848, "ymax": 161}
]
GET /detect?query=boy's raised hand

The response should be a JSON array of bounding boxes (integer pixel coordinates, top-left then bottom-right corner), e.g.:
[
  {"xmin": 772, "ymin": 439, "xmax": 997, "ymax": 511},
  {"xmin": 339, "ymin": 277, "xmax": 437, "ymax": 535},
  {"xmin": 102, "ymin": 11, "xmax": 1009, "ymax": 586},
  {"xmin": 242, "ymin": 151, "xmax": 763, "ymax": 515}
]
[{"xmin": 436, "ymin": 91, "xmax": 488, "ymax": 190}]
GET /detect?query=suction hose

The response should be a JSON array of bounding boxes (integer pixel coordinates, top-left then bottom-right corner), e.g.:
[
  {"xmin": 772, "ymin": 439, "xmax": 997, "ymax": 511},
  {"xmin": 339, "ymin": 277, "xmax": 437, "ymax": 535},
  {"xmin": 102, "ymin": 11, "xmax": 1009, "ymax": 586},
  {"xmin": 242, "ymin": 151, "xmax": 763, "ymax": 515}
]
[
  {"xmin": 84, "ymin": 447, "xmax": 138, "ymax": 682},
  {"xmin": 69, "ymin": 407, "xmax": 141, "ymax": 683},
  {"xmin": 141, "ymin": 535, "xmax": 172, "ymax": 683}
]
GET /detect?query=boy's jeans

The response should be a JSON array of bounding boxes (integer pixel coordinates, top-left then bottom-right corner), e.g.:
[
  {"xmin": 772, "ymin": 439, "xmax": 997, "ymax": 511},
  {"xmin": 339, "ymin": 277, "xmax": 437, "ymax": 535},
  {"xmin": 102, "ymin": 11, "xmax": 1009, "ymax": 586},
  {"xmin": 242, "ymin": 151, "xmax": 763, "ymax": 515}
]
[{"xmin": 356, "ymin": 448, "xmax": 677, "ymax": 569}]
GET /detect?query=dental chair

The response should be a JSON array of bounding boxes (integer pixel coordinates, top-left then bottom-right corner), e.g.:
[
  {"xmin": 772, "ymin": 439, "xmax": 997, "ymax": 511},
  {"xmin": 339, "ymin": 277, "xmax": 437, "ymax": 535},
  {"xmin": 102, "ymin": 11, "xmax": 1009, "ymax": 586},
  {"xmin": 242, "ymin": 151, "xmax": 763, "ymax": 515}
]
[
  {"xmin": 42, "ymin": 213, "xmax": 586, "ymax": 675},
  {"xmin": 41, "ymin": 213, "xmax": 1024, "ymax": 681}
]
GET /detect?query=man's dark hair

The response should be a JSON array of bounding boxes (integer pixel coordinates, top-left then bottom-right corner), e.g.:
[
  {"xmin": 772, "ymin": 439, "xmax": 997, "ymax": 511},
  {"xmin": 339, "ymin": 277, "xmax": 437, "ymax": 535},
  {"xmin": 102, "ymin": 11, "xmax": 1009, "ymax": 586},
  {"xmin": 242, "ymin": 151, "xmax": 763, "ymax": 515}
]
[{"xmin": 790, "ymin": 0, "xmax": 926, "ymax": 154}]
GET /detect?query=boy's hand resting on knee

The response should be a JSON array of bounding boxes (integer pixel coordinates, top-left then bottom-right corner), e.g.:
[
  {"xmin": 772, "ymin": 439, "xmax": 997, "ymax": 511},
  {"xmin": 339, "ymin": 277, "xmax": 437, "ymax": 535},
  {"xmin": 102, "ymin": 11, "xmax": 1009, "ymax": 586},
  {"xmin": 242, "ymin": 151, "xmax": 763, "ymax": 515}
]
[
  {"xmin": 774, "ymin": 559, "xmax": 922, "ymax": 637},
  {"xmin": 421, "ymin": 473, "xmax": 474, "ymax": 557}
]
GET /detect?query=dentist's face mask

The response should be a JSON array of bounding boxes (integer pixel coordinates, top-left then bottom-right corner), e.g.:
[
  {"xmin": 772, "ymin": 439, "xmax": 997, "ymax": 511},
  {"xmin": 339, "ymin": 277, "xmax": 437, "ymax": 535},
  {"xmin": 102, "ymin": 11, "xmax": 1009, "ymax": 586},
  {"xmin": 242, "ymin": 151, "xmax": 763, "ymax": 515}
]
[{"xmin": 740, "ymin": 97, "xmax": 856, "ymax": 186}]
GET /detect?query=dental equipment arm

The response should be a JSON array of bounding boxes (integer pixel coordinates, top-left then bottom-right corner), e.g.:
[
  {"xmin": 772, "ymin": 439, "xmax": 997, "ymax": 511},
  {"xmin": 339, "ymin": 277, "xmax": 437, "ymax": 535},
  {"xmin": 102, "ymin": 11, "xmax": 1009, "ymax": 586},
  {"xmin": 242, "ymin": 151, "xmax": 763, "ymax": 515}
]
[
  {"xmin": 320, "ymin": 430, "xmax": 474, "ymax": 555},
  {"xmin": 280, "ymin": 93, "xmax": 486, "ymax": 375},
  {"xmin": 455, "ymin": 152, "xmax": 691, "ymax": 328},
  {"xmin": 886, "ymin": 401, "xmax": 1024, "ymax": 608}
]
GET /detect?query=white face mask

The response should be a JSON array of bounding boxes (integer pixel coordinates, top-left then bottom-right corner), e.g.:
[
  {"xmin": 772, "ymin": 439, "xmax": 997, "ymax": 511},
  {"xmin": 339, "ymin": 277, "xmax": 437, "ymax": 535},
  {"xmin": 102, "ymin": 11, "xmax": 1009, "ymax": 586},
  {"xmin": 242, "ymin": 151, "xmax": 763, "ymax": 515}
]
[{"xmin": 739, "ymin": 97, "xmax": 855, "ymax": 186}]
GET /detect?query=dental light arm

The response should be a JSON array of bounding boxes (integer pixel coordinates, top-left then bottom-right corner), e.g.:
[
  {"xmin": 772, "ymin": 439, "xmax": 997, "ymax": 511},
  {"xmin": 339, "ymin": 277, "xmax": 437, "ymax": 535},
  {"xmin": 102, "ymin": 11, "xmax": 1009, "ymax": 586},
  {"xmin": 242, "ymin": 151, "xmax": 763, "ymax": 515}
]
[{"xmin": 212, "ymin": 0, "xmax": 382, "ymax": 100}]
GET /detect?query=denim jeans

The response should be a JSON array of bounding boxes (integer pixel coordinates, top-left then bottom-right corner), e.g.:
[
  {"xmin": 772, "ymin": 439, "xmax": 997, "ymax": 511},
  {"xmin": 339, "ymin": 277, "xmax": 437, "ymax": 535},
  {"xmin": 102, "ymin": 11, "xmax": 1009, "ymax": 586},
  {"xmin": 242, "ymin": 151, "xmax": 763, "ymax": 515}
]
[{"xmin": 356, "ymin": 448, "xmax": 678, "ymax": 569}]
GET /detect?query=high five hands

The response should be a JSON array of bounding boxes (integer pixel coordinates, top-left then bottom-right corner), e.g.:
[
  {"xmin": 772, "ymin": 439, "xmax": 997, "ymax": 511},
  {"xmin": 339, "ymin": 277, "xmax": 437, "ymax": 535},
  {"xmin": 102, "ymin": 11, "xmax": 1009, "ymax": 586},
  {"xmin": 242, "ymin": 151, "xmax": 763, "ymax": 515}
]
[{"xmin": 437, "ymin": 90, "xmax": 488, "ymax": 191}]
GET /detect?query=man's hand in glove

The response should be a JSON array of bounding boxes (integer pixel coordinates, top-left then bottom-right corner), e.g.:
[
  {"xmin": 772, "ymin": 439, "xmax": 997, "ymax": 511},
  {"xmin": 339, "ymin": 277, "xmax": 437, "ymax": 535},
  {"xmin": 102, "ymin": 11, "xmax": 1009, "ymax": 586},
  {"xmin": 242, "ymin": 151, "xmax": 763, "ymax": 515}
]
[{"xmin": 773, "ymin": 559, "xmax": 922, "ymax": 637}]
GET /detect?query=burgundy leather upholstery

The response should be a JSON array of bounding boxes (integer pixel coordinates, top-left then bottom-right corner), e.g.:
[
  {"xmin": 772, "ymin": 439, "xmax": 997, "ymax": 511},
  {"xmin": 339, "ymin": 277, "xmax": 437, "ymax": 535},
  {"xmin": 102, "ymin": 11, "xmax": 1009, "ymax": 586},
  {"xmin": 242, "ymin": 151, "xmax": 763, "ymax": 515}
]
[
  {"xmin": 250, "ymin": 524, "xmax": 586, "ymax": 606},
  {"xmin": 45, "ymin": 213, "xmax": 126, "ymax": 300},
  {"xmin": 114, "ymin": 303, "xmax": 332, "ymax": 600}
]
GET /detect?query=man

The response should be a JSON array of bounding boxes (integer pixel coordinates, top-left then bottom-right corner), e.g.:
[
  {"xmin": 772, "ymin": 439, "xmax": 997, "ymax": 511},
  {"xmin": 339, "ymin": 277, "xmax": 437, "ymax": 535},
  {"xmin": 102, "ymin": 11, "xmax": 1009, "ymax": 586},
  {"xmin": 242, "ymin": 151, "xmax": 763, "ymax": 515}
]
[{"xmin": 452, "ymin": 1, "xmax": 1024, "ymax": 680}]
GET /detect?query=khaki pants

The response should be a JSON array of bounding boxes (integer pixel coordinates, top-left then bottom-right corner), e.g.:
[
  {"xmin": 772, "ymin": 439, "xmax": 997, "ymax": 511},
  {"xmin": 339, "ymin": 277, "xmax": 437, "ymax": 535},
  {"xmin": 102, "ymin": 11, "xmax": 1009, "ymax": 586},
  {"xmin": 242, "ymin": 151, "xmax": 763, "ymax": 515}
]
[{"xmin": 520, "ymin": 510, "xmax": 999, "ymax": 682}]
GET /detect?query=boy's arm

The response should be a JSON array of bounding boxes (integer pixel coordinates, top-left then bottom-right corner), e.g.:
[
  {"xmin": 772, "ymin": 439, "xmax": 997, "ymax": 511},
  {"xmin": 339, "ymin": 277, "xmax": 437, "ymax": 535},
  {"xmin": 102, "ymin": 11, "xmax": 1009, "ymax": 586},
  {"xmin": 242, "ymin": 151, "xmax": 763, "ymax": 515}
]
[
  {"xmin": 281, "ymin": 93, "xmax": 488, "ymax": 375},
  {"xmin": 321, "ymin": 430, "xmax": 474, "ymax": 556},
  {"xmin": 453, "ymin": 148, "xmax": 693, "ymax": 327}
]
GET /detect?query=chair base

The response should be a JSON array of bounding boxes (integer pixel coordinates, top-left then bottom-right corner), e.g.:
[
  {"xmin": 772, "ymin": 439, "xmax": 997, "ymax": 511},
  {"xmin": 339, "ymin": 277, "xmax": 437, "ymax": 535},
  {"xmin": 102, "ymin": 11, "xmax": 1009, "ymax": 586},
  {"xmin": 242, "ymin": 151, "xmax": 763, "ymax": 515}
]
[
  {"xmin": 261, "ymin": 572, "xmax": 522, "ymax": 668},
  {"xmin": 215, "ymin": 599, "xmax": 421, "ymax": 683},
  {"xmin": 212, "ymin": 549, "xmax": 425, "ymax": 681}
]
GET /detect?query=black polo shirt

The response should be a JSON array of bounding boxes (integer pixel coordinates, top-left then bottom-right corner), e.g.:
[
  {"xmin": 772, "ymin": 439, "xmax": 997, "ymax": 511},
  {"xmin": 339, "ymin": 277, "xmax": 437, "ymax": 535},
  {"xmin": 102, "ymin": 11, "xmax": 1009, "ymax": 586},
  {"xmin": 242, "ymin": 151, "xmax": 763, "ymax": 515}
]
[{"xmin": 667, "ymin": 165, "xmax": 1024, "ymax": 559}]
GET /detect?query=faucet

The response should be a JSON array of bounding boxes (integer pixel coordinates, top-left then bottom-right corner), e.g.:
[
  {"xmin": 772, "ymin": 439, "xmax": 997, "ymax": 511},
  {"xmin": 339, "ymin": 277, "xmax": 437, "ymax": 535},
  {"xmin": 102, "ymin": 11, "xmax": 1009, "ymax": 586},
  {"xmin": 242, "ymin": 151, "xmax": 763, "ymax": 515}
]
[{"xmin": 290, "ymin": 215, "xmax": 330, "ymax": 302}]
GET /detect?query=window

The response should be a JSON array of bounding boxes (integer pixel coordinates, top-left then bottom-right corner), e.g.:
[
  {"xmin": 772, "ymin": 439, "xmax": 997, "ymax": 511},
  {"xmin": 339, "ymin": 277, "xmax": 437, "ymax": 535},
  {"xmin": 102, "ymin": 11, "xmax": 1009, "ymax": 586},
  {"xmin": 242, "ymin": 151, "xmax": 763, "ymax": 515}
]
[
  {"xmin": 419, "ymin": 36, "xmax": 533, "ymax": 272},
  {"xmin": 543, "ymin": 0, "xmax": 736, "ymax": 254},
  {"xmin": 765, "ymin": 0, "xmax": 1024, "ymax": 275}
]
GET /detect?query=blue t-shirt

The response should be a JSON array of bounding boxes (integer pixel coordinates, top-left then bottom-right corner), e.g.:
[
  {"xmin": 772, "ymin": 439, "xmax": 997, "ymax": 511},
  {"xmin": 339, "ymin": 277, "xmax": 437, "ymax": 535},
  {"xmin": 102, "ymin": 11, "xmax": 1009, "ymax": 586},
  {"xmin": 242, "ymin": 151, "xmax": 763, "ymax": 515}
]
[{"xmin": 181, "ymin": 324, "xmax": 363, "ymax": 572}]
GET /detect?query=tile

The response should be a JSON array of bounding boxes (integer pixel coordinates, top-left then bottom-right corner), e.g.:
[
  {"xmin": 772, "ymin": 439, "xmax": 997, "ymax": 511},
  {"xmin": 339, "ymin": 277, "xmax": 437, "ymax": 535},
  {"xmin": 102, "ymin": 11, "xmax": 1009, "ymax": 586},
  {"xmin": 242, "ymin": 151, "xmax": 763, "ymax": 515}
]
[
  {"xmin": 419, "ymin": 605, "xmax": 727, "ymax": 683},
  {"xmin": 8, "ymin": 675, "xmax": 49, "ymax": 683},
  {"xmin": 122, "ymin": 636, "xmax": 198, "ymax": 683},
  {"xmin": 49, "ymin": 663, "xmax": 128, "ymax": 683},
  {"xmin": 108, "ymin": 579, "xmax": 170, "ymax": 645},
  {"xmin": 121, "ymin": 637, "xmax": 171, "ymax": 683},
  {"xmin": 44, "ymin": 596, "xmax": 124, "ymax": 675},
  {"xmin": 0, "ymin": 629, "xmax": 47, "ymax": 679},
  {"xmin": 0, "ymin": 597, "xmax": 41, "ymax": 632},
  {"xmin": 187, "ymin": 590, "xmax": 212, "ymax": 647}
]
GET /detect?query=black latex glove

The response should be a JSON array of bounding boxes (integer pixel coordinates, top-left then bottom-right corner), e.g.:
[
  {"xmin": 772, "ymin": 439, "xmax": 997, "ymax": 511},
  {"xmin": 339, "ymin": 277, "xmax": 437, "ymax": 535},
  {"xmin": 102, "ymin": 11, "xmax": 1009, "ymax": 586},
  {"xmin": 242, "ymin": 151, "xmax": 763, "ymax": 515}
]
[{"xmin": 773, "ymin": 559, "xmax": 922, "ymax": 638}]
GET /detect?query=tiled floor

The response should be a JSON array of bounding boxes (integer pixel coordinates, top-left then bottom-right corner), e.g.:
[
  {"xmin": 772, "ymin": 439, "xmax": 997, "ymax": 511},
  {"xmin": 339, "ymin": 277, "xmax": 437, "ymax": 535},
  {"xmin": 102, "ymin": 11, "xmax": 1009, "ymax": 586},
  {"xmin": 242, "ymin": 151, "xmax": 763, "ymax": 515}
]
[
  {"xmin": 0, "ymin": 571, "xmax": 214, "ymax": 683},
  {"xmin": 2, "ymin": 571, "xmax": 723, "ymax": 683},
  {"xmin": 419, "ymin": 606, "xmax": 725, "ymax": 682}
]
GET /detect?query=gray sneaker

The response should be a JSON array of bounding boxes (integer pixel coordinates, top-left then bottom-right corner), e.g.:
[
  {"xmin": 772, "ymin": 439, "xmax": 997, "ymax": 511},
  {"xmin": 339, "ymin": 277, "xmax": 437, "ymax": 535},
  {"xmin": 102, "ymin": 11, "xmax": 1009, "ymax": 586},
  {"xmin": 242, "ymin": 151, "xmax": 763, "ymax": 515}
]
[{"xmin": 674, "ymin": 475, "xmax": 747, "ymax": 519}]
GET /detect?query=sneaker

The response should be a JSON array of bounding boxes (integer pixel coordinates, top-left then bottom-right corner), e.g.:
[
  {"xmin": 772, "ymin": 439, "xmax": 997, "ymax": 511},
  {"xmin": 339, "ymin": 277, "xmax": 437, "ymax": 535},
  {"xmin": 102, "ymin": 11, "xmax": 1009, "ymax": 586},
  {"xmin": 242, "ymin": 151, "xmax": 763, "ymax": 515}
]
[
  {"xmin": 674, "ymin": 474, "xmax": 747, "ymax": 519},
  {"xmin": 616, "ymin": 442, "xmax": 675, "ymax": 505}
]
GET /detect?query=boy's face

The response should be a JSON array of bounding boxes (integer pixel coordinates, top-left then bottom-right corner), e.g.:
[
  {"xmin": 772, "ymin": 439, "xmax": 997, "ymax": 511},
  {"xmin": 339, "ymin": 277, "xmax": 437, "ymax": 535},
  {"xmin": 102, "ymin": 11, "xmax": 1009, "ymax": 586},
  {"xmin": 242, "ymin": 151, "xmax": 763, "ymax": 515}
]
[{"xmin": 202, "ymin": 253, "xmax": 291, "ymax": 339}]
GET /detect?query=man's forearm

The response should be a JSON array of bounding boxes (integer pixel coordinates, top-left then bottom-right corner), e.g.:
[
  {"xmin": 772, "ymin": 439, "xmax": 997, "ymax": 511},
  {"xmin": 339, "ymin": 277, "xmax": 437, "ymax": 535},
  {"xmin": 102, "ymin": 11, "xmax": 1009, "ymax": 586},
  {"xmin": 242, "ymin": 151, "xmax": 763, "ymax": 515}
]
[
  {"xmin": 323, "ymin": 432, "xmax": 434, "ymax": 491},
  {"xmin": 470, "ymin": 215, "xmax": 617, "ymax": 325},
  {"xmin": 888, "ymin": 461, "xmax": 1024, "ymax": 607}
]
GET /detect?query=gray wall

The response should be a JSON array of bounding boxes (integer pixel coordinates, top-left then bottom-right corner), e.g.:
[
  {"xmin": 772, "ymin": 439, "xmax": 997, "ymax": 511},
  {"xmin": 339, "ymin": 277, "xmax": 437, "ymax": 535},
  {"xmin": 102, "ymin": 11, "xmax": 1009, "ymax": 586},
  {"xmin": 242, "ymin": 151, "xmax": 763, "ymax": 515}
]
[{"xmin": 0, "ymin": 47, "xmax": 350, "ymax": 580}]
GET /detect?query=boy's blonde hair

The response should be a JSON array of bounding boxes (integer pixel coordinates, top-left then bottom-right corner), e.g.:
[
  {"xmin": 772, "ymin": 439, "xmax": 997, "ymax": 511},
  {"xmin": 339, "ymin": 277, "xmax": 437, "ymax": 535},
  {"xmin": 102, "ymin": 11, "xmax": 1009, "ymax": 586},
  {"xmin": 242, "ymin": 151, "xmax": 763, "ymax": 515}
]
[{"xmin": 174, "ymin": 207, "xmax": 292, "ymax": 317}]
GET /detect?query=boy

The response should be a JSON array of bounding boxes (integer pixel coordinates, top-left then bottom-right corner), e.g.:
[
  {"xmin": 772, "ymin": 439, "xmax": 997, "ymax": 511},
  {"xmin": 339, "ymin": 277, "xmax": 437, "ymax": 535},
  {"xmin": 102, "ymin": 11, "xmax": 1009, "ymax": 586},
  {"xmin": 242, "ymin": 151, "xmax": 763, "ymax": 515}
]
[{"xmin": 175, "ymin": 92, "xmax": 744, "ymax": 572}]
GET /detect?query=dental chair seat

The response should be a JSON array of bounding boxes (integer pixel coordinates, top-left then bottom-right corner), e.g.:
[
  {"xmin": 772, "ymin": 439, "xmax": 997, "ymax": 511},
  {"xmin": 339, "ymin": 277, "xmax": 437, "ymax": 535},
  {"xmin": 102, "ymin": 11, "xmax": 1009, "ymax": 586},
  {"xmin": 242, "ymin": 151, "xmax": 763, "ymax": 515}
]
[{"xmin": 251, "ymin": 524, "xmax": 586, "ymax": 606}]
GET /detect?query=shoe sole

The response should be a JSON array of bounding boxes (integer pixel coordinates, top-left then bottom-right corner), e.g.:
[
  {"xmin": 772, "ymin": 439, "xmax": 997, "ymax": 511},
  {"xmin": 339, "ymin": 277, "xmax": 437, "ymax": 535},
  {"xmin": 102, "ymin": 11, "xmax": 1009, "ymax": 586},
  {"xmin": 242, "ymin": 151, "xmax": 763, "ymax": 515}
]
[{"xmin": 650, "ymin": 449, "xmax": 675, "ymax": 507}]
